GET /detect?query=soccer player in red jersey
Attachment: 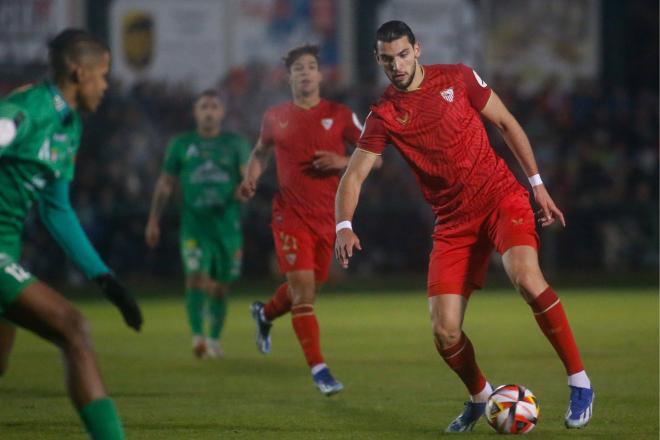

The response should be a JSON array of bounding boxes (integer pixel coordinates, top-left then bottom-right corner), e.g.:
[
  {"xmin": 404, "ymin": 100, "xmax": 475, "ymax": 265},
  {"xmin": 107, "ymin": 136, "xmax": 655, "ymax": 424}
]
[
  {"xmin": 335, "ymin": 21, "xmax": 594, "ymax": 431},
  {"xmin": 239, "ymin": 45, "xmax": 375, "ymax": 396}
]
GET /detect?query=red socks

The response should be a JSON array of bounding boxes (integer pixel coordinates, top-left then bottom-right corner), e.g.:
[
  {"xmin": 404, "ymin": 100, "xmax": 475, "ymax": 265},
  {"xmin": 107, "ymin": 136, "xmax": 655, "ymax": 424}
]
[
  {"xmin": 291, "ymin": 304, "xmax": 324, "ymax": 367},
  {"xmin": 529, "ymin": 287, "xmax": 584, "ymax": 374},
  {"xmin": 437, "ymin": 332, "xmax": 487, "ymax": 395},
  {"xmin": 263, "ymin": 283, "xmax": 291, "ymax": 321}
]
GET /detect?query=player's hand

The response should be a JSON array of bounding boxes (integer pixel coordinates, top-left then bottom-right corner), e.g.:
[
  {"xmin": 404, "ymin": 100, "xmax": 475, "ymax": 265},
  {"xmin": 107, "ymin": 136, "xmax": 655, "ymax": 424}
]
[
  {"xmin": 533, "ymin": 185, "xmax": 566, "ymax": 228},
  {"xmin": 95, "ymin": 274, "xmax": 143, "ymax": 332},
  {"xmin": 313, "ymin": 151, "xmax": 348, "ymax": 171},
  {"xmin": 145, "ymin": 218, "xmax": 160, "ymax": 248},
  {"xmin": 238, "ymin": 178, "xmax": 257, "ymax": 201},
  {"xmin": 335, "ymin": 228, "xmax": 362, "ymax": 269}
]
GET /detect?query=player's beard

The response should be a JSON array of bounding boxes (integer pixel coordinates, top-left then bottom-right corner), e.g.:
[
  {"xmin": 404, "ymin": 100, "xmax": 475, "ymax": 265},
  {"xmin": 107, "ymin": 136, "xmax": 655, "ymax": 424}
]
[{"xmin": 391, "ymin": 60, "xmax": 417, "ymax": 90}]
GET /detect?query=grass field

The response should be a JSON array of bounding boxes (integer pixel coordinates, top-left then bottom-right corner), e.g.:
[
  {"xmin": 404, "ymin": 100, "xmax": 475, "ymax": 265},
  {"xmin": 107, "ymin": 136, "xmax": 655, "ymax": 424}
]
[{"xmin": 1, "ymin": 287, "xmax": 657, "ymax": 439}]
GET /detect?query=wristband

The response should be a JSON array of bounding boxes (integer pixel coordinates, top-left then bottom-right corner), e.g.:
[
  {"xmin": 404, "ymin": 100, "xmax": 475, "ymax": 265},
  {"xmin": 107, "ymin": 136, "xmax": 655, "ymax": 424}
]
[
  {"xmin": 336, "ymin": 220, "xmax": 352, "ymax": 234},
  {"xmin": 528, "ymin": 174, "xmax": 543, "ymax": 187}
]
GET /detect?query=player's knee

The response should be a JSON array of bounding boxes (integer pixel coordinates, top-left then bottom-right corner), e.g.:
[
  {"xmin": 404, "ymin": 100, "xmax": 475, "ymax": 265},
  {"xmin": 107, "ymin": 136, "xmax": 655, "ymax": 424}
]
[
  {"xmin": 511, "ymin": 270, "xmax": 543, "ymax": 299},
  {"xmin": 432, "ymin": 321, "xmax": 461, "ymax": 349},
  {"xmin": 290, "ymin": 286, "xmax": 316, "ymax": 305},
  {"xmin": 59, "ymin": 309, "xmax": 92, "ymax": 350}
]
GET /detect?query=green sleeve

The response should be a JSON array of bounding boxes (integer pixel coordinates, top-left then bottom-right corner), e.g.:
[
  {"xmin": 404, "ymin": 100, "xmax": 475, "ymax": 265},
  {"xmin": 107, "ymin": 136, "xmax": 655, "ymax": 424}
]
[
  {"xmin": 162, "ymin": 138, "xmax": 181, "ymax": 176},
  {"xmin": 38, "ymin": 179, "xmax": 110, "ymax": 279},
  {"xmin": 0, "ymin": 101, "xmax": 30, "ymax": 154}
]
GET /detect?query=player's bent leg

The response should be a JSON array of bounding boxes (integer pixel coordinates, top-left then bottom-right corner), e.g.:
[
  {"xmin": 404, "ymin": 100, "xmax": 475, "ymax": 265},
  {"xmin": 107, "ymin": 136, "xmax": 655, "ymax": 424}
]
[
  {"xmin": 205, "ymin": 280, "xmax": 228, "ymax": 358},
  {"xmin": 502, "ymin": 245, "xmax": 593, "ymax": 428},
  {"xmin": 429, "ymin": 294, "xmax": 491, "ymax": 432},
  {"xmin": 186, "ymin": 274, "xmax": 208, "ymax": 358},
  {"xmin": 288, "ymin": 270, "xmax": 342, "ymax": 396},
  {"xmin": 4, "ymin": 281, "xmax": 125, "ymax": 439},
  {"xmin": 0, "ymin": 319, "xmax": 16, "ymax": 376}
]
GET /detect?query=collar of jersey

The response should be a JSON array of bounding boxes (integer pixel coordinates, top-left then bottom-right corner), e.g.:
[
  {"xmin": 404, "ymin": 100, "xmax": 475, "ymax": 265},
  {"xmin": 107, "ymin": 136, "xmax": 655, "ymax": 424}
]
[{"xmin": 45, "ymin": 81, "xmax": 73, "ymax": 122}]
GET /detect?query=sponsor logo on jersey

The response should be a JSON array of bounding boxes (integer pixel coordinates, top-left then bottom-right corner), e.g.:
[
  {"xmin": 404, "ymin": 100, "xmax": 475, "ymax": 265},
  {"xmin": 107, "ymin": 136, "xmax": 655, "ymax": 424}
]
[
  {"xmin": 53, "ymin": 133, "xmax": 69, "ymax": 142},
  {"xmin": 440, "ymin": 87, "xmax": 454, "ymax": 102},
  {"xmin": 511, "ymin": 218, "xmax": 524, "ymax": 225},
  {"xmin": 279, "ymin": 120, "xmax": 289, "ymax": 128},
  {"xmin": 395, "ymin": 111, "xmax": 410, "ymax": 125},
  {"xmin": 473, "ymin": 70, "xmax": 487, "ymax": 88},
  {"xmin": 190, "ymin": 160, "xmax": 230, "ymax": 184},
  {"xmin": 321, "ymin": 118, "xmax": 334, "ymax": 130}
]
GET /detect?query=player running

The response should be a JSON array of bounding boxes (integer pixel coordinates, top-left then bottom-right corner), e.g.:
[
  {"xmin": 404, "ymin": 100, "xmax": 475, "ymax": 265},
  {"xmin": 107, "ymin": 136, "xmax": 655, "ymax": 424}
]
[
  {"xmin": 0, "ymin": 29, "xmax": 143, "ymax": 439},
  {"xmin": 239, "ymin": 45, "xmax": 376, "ymax": 396},
  {"xmin": 146, "ymin": 90, "xmax": 250, "ymax": 358},
  {"xmin": 335, "ymin": 21, "xmax": 594, "ymax": 431}
]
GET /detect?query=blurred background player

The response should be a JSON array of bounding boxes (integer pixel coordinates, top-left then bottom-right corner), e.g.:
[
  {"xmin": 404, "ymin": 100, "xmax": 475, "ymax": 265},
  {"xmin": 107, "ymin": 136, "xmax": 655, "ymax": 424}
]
[
  {"xmin": 146, "ymin": 90, "xmax": 250, "ymax": 358},
  {"xmin": 0, "ymin": 29, "xmax": 143, "ymax": 439},
  {"xmin": 336, "ymin": 21, "xmax": 593, "ymax": 431},
  {"xmin": 239, "ymin": 44, "xmax": 377, "ymax": 396}
]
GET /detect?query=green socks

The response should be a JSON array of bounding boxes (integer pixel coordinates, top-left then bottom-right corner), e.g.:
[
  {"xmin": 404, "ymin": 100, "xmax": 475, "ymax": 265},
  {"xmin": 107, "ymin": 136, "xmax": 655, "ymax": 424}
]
[
  {"xmin": 186, "ymin": 289, "xmax": 206, "ymax": 336},
  {"xmin": 208, "ymin": 295, "xmax": 227, "ymax": 340},
  {"xmin": 79, "ymin": 397, "xmax": 125, "ymax": 440}
]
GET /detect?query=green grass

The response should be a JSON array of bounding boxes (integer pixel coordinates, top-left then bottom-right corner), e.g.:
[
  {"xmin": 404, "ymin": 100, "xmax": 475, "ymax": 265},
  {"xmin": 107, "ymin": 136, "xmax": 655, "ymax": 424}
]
[{"xmin": 1, "ymin": 288, "xmax": 657, "ymax": 439}]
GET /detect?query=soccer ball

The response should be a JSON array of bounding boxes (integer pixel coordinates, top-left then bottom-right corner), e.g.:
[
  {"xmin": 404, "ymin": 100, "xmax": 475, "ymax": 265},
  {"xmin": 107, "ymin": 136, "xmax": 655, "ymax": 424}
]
[{"xmin": 486, "ymin": 384, "xmax": 540, "ymax": 434}]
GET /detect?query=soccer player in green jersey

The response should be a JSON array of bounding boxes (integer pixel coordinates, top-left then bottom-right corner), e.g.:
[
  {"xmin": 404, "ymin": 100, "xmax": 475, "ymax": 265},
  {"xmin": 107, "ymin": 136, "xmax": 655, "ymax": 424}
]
[
  {"xmin": 0, "ymin": 29, "xmax": 143, "ymax": 439},
  {"xmin": 146, "ymin": 90, "xmax": 250, "ymax": 358}
]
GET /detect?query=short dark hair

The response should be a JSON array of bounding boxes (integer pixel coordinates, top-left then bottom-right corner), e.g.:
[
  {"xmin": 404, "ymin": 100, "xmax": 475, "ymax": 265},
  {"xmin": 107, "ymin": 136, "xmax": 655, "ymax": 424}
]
[
  {"xmin": 283, "ymin": 44, "xmax": 320, "ymax": 71},
  {"xmin": 195, "ymin": 88, "xmax": 224, "ymax": 104},
  {"xmin": 48, "ymin": 28, "xmax": 109, "ymax": 80},
  {"xmin": 374, "ymin": 21, "xmax": 416, "ymax": 51}
]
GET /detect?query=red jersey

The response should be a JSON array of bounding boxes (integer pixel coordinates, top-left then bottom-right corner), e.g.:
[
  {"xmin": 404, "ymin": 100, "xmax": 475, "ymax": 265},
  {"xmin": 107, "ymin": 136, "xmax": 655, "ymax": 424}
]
[
  {"xmin": 260, "ymin": 99, "xmax": 362, "ymax": 233},
  {"xmin": 358, "ymin": 64, "xmax": 523, "ymax": 227}
]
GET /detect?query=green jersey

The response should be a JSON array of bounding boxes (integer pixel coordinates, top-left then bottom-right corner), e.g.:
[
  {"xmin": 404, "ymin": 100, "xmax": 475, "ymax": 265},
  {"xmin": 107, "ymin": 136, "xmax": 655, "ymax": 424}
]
[
  {"xmin": 162, "ymin": 131, "xmax": 250, "ymax": 282},
  {"xmin": 162, "ymin": 131, "xmax": 250, "ymax": 214},
  {"xmin": 0, "ymin": 81, "xmax": 81, "ymax": 181},
  {"xmin": 0, "ymin": 81, "xmax": 109, "ymax": 313}
]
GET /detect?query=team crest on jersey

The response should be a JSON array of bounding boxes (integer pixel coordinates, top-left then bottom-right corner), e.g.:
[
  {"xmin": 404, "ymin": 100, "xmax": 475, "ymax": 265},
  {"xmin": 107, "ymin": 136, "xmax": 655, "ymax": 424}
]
[
  {"xmin": 440, "ymin": 87, "xmax": 454, "ymax": 102},
  {"xmin": 321, "ymin": 118, "xmax": 334, "ymax": 130},
  {"xmin": 285, "ymin": 253, "xmax": 297, "ymax": 265},
  {"xmin": 186, "ymin": 144, "xmax": 200, "ymax": 158},
  {"xmin": 395, "ymin": 111, "xmax": 410, "ymax": 125}
]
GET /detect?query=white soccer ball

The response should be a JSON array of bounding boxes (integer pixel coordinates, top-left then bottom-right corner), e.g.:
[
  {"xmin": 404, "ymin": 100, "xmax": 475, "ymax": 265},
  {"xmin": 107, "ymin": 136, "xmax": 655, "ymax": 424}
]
[{"xmin": 486, "ymin": 384, "xmax": 540, "ymax": 434}]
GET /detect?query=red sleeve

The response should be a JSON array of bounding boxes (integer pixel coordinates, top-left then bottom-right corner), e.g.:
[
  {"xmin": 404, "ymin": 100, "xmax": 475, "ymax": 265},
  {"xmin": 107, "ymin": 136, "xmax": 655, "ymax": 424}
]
[
  {"xmin": 356, "ymin": 111, "xmax": 388, "ymax": 155},
  {"xmin": 342, "ymin": 107, "xmax": 363, "ymax": 145},
  {"xmin": 259, "ymin": 109, "xmax": 275, "ymax": 144},
  {"xmin": 459, "ymin": 64, "xmax": 492, "ymax": 111}
]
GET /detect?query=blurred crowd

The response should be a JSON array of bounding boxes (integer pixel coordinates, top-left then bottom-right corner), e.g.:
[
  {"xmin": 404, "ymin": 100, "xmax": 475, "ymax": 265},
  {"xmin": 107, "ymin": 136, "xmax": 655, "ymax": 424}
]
[{"xmin": 14, "ymin": 62, "xmax": 659, "ymax": 284}]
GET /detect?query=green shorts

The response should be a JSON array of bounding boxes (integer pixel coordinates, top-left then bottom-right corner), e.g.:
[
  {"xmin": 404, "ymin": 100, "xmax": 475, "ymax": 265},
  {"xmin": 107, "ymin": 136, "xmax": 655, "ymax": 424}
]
[
  {"xmin": 180, "ymin": 208, "xmax": 243, "ymax": 283},
  {"xmin": 0, "ymin": 251, "xmax": 37, "ymax": 316},
  {"xmin": 180, "ymin": 236, "xmax": 242, "ymax": 283}
]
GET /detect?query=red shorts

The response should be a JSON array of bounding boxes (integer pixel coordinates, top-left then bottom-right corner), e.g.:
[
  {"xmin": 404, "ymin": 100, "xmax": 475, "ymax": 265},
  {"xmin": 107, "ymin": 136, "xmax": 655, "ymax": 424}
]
[
  {"xmin": 272, "ymin": 224, "xmax": 334, "ymax": 283},
  {"xmin": 427, "ymin": 191, "xmax": 539, "ymax": 298}
]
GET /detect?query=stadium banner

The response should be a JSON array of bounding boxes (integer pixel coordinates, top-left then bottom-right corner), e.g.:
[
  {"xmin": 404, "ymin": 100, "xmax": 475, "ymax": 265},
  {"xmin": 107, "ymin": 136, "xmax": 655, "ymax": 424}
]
[
  {"xmin": 0, "ymin": 0, "xmax": 84, "ymax": 66},
  {"xmin": 377, "ymin": 0, "xmax": 483, "ymax": 84},
  {"xmin": 110, "ymin": 0, "xmax": 342, "ymax": 91},
  {"xmin": 482, "ymin": 0, "xmax": 600, "ymax": 93},
  {"xmin": 110, "ymin": 0, "xmax": 226, "ymax": 91}
]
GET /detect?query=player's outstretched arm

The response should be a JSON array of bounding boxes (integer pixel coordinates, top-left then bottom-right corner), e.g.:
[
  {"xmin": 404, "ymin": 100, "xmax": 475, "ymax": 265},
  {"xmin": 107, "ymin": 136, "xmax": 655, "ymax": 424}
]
[
  {"xmin": 335, "ymin": 149, "xmax": 380, "ymax": 268},
  {"xmin": 38, "ymin": 179, "xmax": 143, "ymax": 331},
  {"xmin": 480, "ymin": 91, "xmax": 565, "ymax": 228},
  {"xmin": 145, "ymin": 173, "xmax": 176, "ymax": 248},
  {"xmin": 238, "ymin": 137, "xmax": 273, "ymax": 201}
]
